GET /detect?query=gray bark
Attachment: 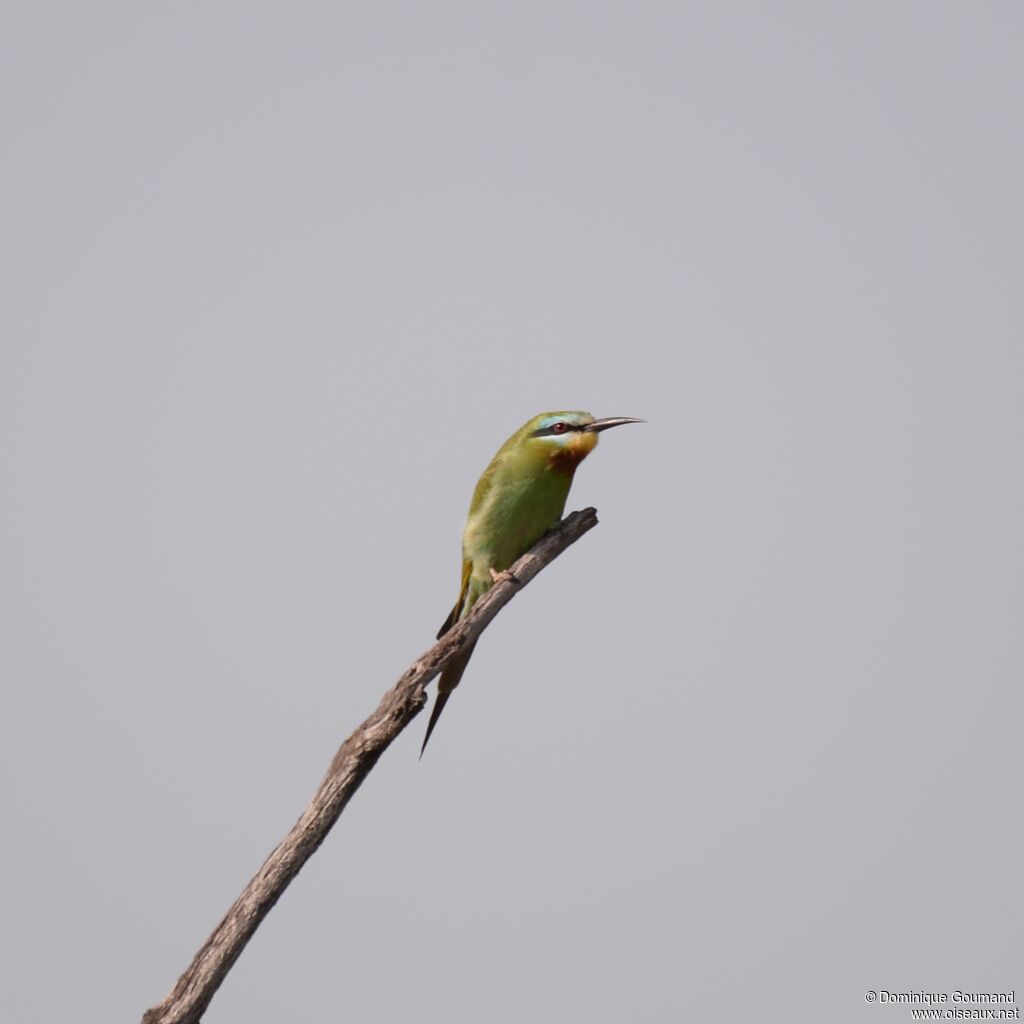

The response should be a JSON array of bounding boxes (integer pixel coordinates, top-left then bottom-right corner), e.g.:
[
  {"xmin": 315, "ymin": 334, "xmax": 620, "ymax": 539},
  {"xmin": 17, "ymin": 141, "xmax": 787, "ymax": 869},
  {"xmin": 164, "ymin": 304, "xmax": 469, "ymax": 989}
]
[{"xmin": 142, "ymin": 507, "xmax": 599, "ymax": 1024}]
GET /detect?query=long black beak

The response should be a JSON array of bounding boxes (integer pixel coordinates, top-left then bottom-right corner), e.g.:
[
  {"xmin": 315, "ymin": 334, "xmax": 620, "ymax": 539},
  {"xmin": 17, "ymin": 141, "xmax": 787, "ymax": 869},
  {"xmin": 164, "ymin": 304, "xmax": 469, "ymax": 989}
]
[{"xmin": 583, "ymin": 416, "xmax": 646, "ymax": 433}]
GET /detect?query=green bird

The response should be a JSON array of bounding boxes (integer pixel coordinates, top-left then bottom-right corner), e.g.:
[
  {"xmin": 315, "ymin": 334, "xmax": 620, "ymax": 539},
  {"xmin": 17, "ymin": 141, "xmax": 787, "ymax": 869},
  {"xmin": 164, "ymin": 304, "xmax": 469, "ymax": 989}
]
[{"xmin": 421, "ymin": 410, "xmax": 643, "ymax": 756}]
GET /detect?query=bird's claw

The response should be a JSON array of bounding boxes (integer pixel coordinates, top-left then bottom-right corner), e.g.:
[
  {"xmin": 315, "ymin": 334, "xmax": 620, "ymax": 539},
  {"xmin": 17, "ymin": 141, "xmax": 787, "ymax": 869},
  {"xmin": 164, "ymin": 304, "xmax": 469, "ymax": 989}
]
[{"xmin": 489, "ymin": 567, "xmax": 520, "ymax": 585}]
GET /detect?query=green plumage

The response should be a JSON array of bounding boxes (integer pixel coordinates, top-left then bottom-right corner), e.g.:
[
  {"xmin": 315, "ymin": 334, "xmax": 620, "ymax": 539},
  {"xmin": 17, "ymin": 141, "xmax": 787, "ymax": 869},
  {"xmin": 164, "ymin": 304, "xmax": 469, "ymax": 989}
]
[{"xmin": 420, "ymin": 410, "xmax": 642, "ymax": 755}]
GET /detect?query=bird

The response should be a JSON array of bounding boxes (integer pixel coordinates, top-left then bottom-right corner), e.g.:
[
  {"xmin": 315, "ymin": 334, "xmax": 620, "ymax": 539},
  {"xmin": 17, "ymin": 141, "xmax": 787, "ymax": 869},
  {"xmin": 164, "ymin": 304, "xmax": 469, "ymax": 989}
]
[{"xmin": 421, "ymin": 410, "xmax": 643, "ymax": 756}]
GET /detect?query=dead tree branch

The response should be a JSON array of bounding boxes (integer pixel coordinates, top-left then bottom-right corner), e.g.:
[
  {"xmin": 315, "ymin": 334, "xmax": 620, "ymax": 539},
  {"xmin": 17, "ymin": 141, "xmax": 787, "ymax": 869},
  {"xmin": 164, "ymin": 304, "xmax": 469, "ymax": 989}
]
[{"xmin": 142, "ymin": 507, "xmax": 600, "ymax": 1024}]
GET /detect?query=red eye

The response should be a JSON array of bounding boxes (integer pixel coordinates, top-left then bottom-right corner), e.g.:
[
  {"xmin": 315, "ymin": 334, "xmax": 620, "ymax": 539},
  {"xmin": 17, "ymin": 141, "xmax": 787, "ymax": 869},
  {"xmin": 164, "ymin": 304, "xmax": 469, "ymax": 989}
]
[{"xmin": 552, "ymin": 422, "xmax": 568, "ymax": 434}]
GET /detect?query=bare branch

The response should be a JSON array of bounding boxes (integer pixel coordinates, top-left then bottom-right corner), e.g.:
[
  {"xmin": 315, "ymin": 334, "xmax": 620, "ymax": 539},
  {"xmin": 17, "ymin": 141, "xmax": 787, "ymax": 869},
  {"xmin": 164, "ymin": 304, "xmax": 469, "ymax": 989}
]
[{"xmin": 142, "ymin": 507, "xmax": 600, "ymax": 1024}]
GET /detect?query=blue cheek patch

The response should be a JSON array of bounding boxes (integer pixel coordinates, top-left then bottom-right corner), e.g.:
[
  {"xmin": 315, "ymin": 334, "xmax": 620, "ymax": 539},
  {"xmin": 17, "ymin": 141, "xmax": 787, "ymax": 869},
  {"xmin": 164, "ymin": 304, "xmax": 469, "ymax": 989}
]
[{"xmin": 530, "ymin": 411, "xmax": 593, "ymax": 442}]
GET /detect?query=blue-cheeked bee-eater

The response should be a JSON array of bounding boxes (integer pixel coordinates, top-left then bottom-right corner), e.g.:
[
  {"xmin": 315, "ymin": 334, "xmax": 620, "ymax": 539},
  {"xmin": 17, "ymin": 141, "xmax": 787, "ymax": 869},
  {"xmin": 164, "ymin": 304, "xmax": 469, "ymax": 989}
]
[{"xmin": 421, "ymin": 410, "xmax": 643, "ymax": 756}]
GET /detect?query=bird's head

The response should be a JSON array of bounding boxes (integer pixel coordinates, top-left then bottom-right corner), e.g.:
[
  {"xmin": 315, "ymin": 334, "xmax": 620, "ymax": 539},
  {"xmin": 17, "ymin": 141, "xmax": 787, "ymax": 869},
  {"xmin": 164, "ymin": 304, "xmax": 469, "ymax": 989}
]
[{"xmin": 523, "ymin": 411, "xmax": 644, "ymax": 470}]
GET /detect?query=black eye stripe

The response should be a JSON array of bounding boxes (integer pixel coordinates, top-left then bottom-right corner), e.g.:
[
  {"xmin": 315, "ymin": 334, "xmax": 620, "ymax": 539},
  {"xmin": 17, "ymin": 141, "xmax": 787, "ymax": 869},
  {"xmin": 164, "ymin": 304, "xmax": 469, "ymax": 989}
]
[{"xmin": 532, "ymin": 422, "xmax": 583, "ymax": 437}]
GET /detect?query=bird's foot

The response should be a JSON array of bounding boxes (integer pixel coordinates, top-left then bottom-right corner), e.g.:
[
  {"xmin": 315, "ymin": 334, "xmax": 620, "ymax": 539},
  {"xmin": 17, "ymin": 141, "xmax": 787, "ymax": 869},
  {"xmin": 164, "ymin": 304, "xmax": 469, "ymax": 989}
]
[{"xmin": 489, "ymin": 567, "xmax": 520, "ymax": 586}]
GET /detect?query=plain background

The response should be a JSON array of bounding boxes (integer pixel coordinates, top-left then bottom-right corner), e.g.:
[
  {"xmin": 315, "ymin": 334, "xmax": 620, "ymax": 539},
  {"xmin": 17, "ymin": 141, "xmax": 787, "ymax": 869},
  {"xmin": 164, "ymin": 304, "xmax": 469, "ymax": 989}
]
[{"xmin": 2, "ymin": 4, "xmax": 1021, "ymax": 1022}]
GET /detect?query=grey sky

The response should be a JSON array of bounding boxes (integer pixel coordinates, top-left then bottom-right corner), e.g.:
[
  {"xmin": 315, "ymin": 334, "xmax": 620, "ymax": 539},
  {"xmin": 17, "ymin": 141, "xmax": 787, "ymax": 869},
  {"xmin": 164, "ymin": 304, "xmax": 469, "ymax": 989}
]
[{"xmin": 2, "ymin": 4, "xmax": 1021, "ymax": 1022}]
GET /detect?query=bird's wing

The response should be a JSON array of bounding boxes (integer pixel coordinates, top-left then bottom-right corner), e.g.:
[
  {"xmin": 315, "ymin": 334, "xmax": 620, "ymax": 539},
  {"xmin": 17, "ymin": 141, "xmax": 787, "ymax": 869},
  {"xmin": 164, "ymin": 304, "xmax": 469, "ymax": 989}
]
[{"xmin": 436, "ymin": 557, "xmax": 472, "ymax": 638}]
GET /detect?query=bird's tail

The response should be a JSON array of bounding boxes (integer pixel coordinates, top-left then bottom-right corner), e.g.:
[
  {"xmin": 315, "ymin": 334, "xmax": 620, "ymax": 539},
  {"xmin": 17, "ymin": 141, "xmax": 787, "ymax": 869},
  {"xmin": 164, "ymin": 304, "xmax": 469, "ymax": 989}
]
[{"xmin": 420, "ymin": 639, "xmax": 477, "ymax": 758}]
